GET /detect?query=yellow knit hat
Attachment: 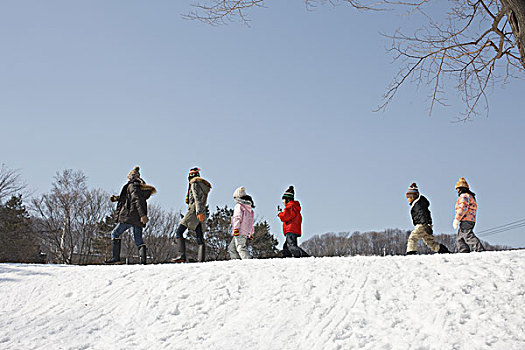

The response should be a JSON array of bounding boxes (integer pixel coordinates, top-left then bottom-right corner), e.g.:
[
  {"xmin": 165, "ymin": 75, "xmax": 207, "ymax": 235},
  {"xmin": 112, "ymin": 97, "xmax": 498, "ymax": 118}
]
[{"xmin": 455, "ymin": 177, "xmax": 469, "ymax": 189}]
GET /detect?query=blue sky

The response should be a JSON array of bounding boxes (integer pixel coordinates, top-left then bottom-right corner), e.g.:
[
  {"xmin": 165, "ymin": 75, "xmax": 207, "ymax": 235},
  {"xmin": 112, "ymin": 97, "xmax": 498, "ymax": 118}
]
[{"xmin": 1, "ymin": 1, "xmax": 524, "ymax": 247}]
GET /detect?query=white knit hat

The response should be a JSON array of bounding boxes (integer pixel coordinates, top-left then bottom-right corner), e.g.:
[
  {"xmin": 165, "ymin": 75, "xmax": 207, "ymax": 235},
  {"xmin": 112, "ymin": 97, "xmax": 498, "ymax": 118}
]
[{"xmin": 233, "ymin": 186, "xmax": 247, "ymax": 199}]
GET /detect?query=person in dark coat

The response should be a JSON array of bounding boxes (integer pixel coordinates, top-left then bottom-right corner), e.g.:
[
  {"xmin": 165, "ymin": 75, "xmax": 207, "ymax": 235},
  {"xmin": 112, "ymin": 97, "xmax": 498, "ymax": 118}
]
[
  {"xmin": 278, "ymin": 186, "xmax": 309, "ymax": 258},
  {"xmin": 105, "ymin": 166, "xmax": 156, "ymax": 264},
  {"xmin": 172, "ymin": 168, "xmax": 212, "ymax": 263},
  {"xmin": 406, "ymin": 183, "xmax": 450, "ymax": 255}
]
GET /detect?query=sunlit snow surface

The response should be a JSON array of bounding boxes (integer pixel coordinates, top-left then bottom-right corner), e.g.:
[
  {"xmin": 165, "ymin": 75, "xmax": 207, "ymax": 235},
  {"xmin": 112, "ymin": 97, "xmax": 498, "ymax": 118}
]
[{"xmin": 1, "ymin": 251, "xmax": 524, "ymax": 350}]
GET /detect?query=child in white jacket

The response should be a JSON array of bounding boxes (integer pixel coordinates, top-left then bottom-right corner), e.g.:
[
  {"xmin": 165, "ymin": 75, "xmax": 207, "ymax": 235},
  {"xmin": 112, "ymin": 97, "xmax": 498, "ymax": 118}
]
[{"xmin": 229, "ymin": 187, "xmax": 255, "ymax": 260}]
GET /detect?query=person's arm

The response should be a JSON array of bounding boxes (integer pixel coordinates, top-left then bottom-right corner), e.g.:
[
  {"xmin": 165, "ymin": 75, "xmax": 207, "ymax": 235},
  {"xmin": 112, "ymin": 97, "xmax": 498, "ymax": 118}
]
[
  {"xmin": 455, "ymin": 195, "xmax": 469, "ymax": 221},
  {"xmin": 278, "ymin": 205, "xmax": 296, "ymax": 223},
  {"xmin": 191, "ymin": 182, "xmax": 207, "ymax": 215},
  {"xmin": 232, "ymin": 204, "xmax": 243, "ymax": 235},
  {"xmin": 249, "ymin": 224, "xmax": 254, "ymax": 239}
]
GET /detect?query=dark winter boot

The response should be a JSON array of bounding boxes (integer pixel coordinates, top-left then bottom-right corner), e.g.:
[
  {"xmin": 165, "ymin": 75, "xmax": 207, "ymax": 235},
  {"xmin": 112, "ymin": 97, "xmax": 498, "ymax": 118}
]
[
  {"xmin": 406, "ymin": 251, "xmax": 417, "ymax": 255},
  {"xmin": 281, "ymin": 243, "xmax": 292, "ymax": 258},
  {"xmin": 299, "ymin": 248, "xmax": 310, "ymax": 258},
  {"xmin": 138, "ymin": 244, "xmax": 147, "ymax": 264},
  {"xmin": 105, "ymin": 239, "xmax": 121, "ymax": 264},
  {"xmin": 197, "ymin": 244, "xmax": 206, "ymax": 263},
  {"xmin": 438, "ymin": 244, "xmax": 451, "ymax": 254},
  {"xmin": 171, "ymin": 238, "xmax": 187, "ymax": 263}
]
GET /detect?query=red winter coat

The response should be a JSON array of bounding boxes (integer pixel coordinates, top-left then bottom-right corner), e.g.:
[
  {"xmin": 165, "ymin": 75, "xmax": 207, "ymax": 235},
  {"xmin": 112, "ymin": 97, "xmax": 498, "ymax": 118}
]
[{"xmin": 278, "ymin": 200, "xmax": 302, "ymax": 236}]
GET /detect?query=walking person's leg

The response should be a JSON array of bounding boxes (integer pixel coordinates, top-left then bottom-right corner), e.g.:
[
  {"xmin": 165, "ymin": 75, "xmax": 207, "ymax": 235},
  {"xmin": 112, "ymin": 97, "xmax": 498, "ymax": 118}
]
[
  {"xmin": 229, "ymin": 237, "xmax": 241, "ymax": 259},
  {"xmin": 419, "ymin": 226, "xmax": 441, "ymax": 252},
  {"xmin": 195, "ymin": 224, "xmax": 206, "ymax": 262},
  {"xmin": 285, "ymin": 233, "xmax": 304, "ymax": 258},
  {"xmin": 281, "ymin": 240, "xmax": 291, "ymax": 258},
  {"xmin": 457, "ymin": 233, "xmax": 471, "ymax": 253},
  {"xmin": 111, "ymin": 223, "xmax": 131, "ymax": 240},
  {"xmin": 132, "ymin": 225, "xmax": 144, "ymax": 246},
  {"xmin": 236, "ymin": 236, "xmax": 251, "ymax": 259},
  {"xmin": 298, "ymin": 246, "xmax": 310, "ymax": 257},
  {"xmin": 173, "ymin": 224, "xmax": 188, "ymax": 262},
  {"xmin": 460, "ymin": 222, "xmax": 485, "ymax": 252},
  {"xmin": 463, "ymin": 231, "xmax": 485, "ymax": 252},
  {"xmin": 106, "ymin": 223, "xmax": 130, "ymax": 263},
  {"xmin": 406, "ymin": 226, "xmax": 423, "ymax": 254},
  {"xmin": 132, "ymin": 226, "xmax": 147, "ymax": 264}
]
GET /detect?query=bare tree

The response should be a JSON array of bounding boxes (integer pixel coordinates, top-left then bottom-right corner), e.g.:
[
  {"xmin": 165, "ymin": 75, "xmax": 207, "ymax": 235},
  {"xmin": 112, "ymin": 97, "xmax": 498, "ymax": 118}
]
[
  {"xmin": 301, "ymin": 229, "xmax": 412, "ymax": 256},
  {"xmin": 32, "ymin": 170, "xmax": 111, "ymax": 264},
  {"xmin": 301, "ymin": 229, "xmax": 511, "ymax": 256},
  {"xmin": 186, "ymin": 0, "xmax": 525, "ymax": 119},
  {"xmin": 75, "ymin": 189, "xmax": 111, "ymax": 264},
  {"xmin": 0, "ymin": 164, "xmax": 27, "ymax": 204},
  {"xmin": 142, "ymin": 204, "xmax": 180, "ymax": 263},
  {"xmin": 380, "ymin": 0, "xmax": 525, "ymax": 119},
  {"xmin": 185, "ymin": 0, "xmax": 382, "ymax": 25}
]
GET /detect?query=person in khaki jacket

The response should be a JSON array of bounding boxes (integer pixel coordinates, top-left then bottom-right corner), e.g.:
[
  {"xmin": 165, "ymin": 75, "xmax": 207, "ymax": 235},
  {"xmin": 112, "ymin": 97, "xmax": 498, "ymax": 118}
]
[
  {"xmin": 453, "ymin": 177, "xmax": 485, "ymax": 253},
  {"xmin": 406, "ymin": 183, "xmax": 450, "ymax": 255},
  {"xmin": 172, "ymin": 168, "xmax": 212, "ymax": 263}
]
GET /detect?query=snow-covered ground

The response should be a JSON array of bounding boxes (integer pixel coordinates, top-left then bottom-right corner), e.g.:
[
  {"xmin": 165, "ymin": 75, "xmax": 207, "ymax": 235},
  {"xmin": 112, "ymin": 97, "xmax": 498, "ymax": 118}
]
[{"xmin": 1, "ymin": 251, "xmax": 524, "ymax": 350}]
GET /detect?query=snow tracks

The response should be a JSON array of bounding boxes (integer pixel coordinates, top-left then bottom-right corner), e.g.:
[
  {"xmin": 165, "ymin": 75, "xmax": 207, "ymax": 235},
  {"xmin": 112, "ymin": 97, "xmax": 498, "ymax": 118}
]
[{"xmin": 1, "ymin": 251, "xmax": 524, "ymax": 350}]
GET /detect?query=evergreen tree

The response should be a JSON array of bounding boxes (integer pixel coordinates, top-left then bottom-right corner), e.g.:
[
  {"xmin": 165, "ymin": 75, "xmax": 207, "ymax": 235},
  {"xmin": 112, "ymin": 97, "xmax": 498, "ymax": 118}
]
[
  {"xmin": 206, "ymin": 206, "xmax": 233, "ymax": 261},
  {"xmin": 249, "ymin": 221, "xmax": 279, "ymax": 259},
  {"xmin": 0, "ymin": 195, "xmax": 42, "ymax": 263}
]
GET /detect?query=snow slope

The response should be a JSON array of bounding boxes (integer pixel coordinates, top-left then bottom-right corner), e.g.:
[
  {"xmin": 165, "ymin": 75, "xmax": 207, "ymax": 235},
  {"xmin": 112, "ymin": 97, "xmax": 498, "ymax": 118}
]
[{"xmin": 1, "ymin": 251, "xmax": 524, "ymax": 350}]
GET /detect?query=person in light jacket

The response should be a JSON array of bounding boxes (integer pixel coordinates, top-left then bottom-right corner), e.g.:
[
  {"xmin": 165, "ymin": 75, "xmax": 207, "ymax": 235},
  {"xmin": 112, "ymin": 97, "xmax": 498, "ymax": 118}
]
[
  {"xmin": 172, "ymin": 167, "xmax": 212, "ymax": 263},
  {"xmin": 453, "ymin": 177, "xmax": 485, "ymax": 253},
  {"xmin": 229, "ymin": 187, "xmax": 255, "ymax": 260}
]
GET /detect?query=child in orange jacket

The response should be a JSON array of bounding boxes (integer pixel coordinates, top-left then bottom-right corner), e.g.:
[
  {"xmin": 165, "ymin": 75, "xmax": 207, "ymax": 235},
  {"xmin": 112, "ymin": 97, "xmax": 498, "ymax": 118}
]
[{"xmin": 453, "ymin": 177, "xmax": 485, "ymax": 253}]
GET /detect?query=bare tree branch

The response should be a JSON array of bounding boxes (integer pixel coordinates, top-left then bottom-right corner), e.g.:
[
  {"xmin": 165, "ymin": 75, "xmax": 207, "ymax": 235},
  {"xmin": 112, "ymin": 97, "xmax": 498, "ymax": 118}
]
[
  {"xmin": 377, "ymin": 0, "xmax": 523, "ymax": 119},
  {"xmin": 0, "ymin": 164, "xmax": 27, "ymax": 204},
  {"xmin": 186, "ymin": 0, "xmax": 525, "ymax": 119}
]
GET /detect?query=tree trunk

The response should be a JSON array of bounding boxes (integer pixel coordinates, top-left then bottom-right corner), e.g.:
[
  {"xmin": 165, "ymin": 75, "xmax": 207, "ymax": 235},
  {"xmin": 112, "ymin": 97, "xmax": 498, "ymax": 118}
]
[{"xmin": 501, "ymin": 0, "xmax": 525, "ymax": 69}]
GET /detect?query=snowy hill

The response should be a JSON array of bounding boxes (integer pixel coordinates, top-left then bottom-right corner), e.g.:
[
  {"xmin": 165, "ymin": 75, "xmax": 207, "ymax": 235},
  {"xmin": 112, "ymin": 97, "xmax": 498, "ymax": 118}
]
[{"xmin": 1, "ymin": 251, "xmax": 524, "ymax": 350}]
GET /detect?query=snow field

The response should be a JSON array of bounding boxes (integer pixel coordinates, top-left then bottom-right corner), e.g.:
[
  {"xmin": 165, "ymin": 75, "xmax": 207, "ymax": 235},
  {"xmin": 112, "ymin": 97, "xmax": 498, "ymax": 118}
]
[{"xmin": 1, "ymin": 251, "xmax": 524, "ymax": 350}]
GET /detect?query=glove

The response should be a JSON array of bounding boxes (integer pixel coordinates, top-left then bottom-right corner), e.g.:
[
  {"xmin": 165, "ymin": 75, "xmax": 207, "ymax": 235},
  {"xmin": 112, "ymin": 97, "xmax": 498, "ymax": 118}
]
[
  {"xmin": 110, "ymin": 195, "xmax": 119, "ymax": 202},
  {"xmin": 453, "ymin": 219, "xmax": 459, "ymax": 230},
  {"xmin": 197, "ymin": 213, "xmax": 205, "ymax": 222},
  {"xmin": 140, "ymin": 215, "xmax": 149, "ymax": 225}
]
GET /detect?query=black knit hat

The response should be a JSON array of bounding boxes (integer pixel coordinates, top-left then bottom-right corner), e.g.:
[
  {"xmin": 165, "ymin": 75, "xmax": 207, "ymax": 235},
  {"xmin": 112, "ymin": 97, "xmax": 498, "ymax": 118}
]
[
  {"xmin": 188, "ymin": 167, "xmax": 200, "ymax": 180},
  {"xmin": 282, "ymin": 186, "xmax": 295, "ymax": 201}
]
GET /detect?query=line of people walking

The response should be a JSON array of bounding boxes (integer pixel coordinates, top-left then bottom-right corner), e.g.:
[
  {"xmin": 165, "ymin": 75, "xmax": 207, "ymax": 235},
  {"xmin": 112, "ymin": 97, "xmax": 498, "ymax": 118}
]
[{"xmin": 105, "ymin": 166, "xmax": 485, "ymax": 264}]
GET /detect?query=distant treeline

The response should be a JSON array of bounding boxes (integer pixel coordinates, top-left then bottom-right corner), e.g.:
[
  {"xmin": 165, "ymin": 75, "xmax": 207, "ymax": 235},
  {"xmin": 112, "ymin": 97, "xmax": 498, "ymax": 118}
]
[{"xmin": 300, "ymin": 229, "xmax": 512, "ymax": 257}]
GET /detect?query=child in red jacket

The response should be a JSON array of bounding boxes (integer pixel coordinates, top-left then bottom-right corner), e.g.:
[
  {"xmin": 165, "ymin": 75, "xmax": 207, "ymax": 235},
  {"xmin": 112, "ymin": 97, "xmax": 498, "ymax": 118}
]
[{"xmin": 278, "ymin": 186, "xmax": 309, "ymax": 258}]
